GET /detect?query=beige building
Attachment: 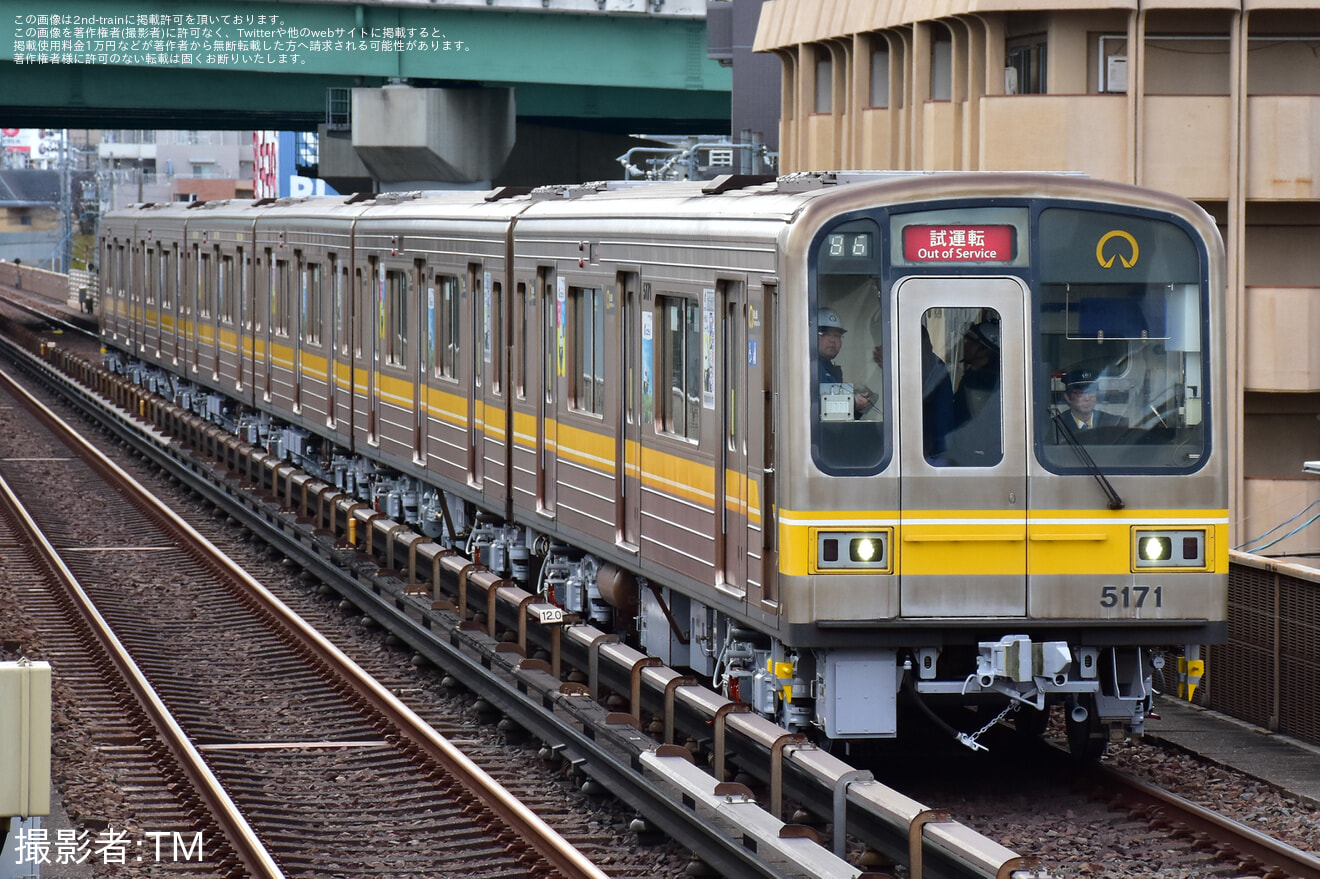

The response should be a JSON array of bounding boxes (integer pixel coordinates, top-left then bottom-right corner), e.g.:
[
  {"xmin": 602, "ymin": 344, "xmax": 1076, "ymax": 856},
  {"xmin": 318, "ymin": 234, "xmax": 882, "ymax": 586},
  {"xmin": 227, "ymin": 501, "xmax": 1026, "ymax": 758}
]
[{"xmin": 754, "ymin": 0, "xmax": 1320, "ymax": 556}]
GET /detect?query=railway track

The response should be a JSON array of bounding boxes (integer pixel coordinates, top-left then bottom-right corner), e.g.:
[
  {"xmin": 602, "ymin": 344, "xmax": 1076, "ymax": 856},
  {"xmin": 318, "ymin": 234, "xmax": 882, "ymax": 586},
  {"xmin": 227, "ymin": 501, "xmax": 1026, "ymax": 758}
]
[
  {"xmin": 8, "ymin": 284, "xmax": 1320, "ymax": 879},
  {"xmin": 0, "ymin": 362, "xmax": 608, "ymax": 878},
  {"xmin": 1088, "ymin": 760, "xmax": 1320, "ymax": 879},
  {"xmin": 0, "ymin": 289, "xmax": 1043, "ymax": 879}
]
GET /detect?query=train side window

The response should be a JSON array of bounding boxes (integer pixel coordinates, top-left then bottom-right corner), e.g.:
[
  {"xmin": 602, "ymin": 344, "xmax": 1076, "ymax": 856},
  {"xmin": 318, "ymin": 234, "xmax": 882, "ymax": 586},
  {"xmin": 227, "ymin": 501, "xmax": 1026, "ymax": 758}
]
[
  {"xmin": 812, "ymin": 217, "xmax": 887, "ymax": 472},
  {"xmin": 144, "ymin": 248, "xmax": 156, "ymax": 305},
  {"xmin": 657, "ymin": 294, "xmax": 700, "ymax": 441},
  {"xmin": 198, "ymin": 248, "xmax": 214, "ymax": 318},
  {"xmin": 385, "ymin": 268, "xmax": 408, "ymax": 367},
  {"xmin": 220, "ymin": 254, "xmax": 235, "ymax": 324},
  {"xmin": 159, "ymin": 249, "xmax": 170, "ymax": 310},
  {"xmin": 274, "ymin": 258, "xmax": 292, "ymax": 337},
  {"xmin": 569, "ymin": 286, "xmax": 605, "ymax": 415},
  {"xmin": 515, "ymin": 282, "xmax": 528, "ymax": 400},
  {"xmin": 333, "ymin": 257, "xmax": 347, "ymax": 354},
  {"xmin": 304, "ymin": 262, "xmax": 324, "ymax": 346},
  {"xmin": 491, "ymin": 281, "xmax": 504, "ymax": 396},
  {"xmin": 434, "ymin": 274, "xmax": 460, "ymax": 379},
  {"xmin": 543, "ymin": 273, "xmax": 556, "ymax": 406},
  {"xmin": 354, "ymin": 268, "xmax": 365, "ymax": 357}
]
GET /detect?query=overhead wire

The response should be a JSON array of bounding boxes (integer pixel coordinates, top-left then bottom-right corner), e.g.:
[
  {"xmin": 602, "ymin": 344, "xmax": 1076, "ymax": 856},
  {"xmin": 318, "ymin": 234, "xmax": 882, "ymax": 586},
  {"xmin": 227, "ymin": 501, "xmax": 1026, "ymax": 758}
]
[{"xmin": 1235, "ymin": 498, "xmax": 1320, "ymax": 551}]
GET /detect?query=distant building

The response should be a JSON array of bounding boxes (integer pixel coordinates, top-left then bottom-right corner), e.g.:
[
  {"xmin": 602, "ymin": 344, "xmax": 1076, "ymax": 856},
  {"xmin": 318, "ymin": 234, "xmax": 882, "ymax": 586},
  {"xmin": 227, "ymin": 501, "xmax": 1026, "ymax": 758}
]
[
  {"xmin": 754, "ymin": 0, "xmax": 1320, "ymax": 554},
  {"xmin": 98, "ymin": 130, "xmax": 255, "ymax": 210},
  {"xmin": 0, "ymin": 168, "xmax": 95, "ymax": 267}
]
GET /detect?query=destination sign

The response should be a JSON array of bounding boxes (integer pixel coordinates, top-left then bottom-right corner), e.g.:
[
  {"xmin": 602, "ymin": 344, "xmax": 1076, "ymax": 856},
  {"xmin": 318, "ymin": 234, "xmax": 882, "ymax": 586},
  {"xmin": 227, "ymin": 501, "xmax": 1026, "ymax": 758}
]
[{"xmin": 902, "ymin": 225, "xmax": 1016, "ymax": 263}]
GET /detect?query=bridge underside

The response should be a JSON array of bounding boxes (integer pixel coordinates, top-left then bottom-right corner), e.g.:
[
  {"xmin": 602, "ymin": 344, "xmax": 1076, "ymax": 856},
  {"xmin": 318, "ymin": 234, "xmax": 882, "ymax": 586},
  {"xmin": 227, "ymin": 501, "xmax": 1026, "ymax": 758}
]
[{"xmin": 0, "ymin": 64, "xmax": 729, "ymax": 134}]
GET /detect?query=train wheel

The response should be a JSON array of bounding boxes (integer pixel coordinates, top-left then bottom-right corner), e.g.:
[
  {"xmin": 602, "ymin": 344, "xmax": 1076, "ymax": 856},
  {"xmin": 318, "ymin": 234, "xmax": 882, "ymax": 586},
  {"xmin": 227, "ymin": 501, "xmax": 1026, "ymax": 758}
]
[{"xmin": 1065, "ymin": 696, "xmax": 1107, "ymax": 761}]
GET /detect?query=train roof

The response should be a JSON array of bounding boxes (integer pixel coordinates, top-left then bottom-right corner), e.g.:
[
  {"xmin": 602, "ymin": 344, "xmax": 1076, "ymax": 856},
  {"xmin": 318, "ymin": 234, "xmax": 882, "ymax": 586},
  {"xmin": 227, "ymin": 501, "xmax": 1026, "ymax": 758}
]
[{"xmin": 104, "ymin": 172, "xmax": 1215, "ymax": 235}]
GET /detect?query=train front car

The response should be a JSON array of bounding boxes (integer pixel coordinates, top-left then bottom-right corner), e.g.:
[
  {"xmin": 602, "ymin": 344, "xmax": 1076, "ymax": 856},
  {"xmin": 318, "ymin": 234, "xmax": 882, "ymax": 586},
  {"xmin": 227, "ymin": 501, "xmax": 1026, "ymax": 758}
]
[{"xmin": 769, "ymin": 173, "xmax": 1227, "ymax": 757}]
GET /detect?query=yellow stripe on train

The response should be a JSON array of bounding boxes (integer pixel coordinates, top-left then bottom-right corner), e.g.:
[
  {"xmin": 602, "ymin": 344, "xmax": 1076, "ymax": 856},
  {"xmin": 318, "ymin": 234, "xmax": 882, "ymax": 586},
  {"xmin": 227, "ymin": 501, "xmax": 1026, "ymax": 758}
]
[{"xmin": 777, "ymin": 509, "xmax": 1229, "ymax": 577}]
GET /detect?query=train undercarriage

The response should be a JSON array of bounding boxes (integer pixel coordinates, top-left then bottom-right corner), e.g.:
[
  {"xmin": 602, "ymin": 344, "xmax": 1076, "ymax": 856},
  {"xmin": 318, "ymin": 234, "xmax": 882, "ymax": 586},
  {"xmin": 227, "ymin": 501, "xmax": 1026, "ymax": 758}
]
[{"xmin": 108, "ymin": 353, "xmax": 1198, "ymax": 759}]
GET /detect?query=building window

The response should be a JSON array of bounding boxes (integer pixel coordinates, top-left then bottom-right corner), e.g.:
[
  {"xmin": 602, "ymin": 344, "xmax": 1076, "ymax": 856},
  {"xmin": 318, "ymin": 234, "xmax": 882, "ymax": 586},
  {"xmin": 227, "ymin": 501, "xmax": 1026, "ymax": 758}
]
[
  {"xmin": 931, "ymin": 33, "xmax": 952, "ymax": 100},
  {"xmin": 327, "ymin": 87, "xmax": 351, "ymax": 131},
  {"xmin": 815, "ymin": 55, "xmax": 833, "ymax": 113},
  {"xmin": 870, "ymin": 47, "xmax": 890, "ymax": 108},
  {"xmin": 658, "ymin": 295, "xmax": 701, "ymax": 441},
  {"xmin": 1006, "ymin": 40, "xmax": 1048, "ymax": 94}
]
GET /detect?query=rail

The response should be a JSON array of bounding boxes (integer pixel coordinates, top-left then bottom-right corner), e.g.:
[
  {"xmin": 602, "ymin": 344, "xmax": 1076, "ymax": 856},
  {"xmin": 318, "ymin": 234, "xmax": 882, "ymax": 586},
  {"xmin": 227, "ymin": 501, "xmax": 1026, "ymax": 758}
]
[{"xmin": 7, "ymin": 327, "xmax": 1044, "ymax": 879}]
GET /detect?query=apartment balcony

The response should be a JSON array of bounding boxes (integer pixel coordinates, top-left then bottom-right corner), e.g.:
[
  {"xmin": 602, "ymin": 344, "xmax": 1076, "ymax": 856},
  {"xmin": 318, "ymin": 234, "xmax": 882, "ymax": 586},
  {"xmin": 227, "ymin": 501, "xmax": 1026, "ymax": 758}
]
[
  {"xmin": 980, "ymin": 95, "xmax": 1128, "ymax": 181},
  {"xmin": 921, "ymin": 100, "xmax": 960, "ymax": 170},
  {"xmin": 803, "ymin": 113, "xmax": 838, "ymax": 170},
  {"xmin": 1142, "ymin": 96, "xmax": 1232, "ymax": 200},
  {"xmin": 1244, "ymin": 285, "xmax": 1320, "ymax": 392},
  {"xmin": 99, "ymin": 143, "xmax": 157, "ymax": 161},
  {"xmin": 1247, "ymin": 95, "xmax": 1320, "ymax": 201},
  {"xmin": 857, "ymin": 107, "xmax": 894, "ymax": 168}
]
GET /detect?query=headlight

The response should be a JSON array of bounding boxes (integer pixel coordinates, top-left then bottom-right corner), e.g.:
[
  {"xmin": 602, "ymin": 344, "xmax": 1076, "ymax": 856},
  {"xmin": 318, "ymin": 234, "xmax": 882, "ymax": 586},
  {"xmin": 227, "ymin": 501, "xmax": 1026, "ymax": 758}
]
[
  {"xmin": 1133, "ymin": 529, "xmax": 1205, "ymax": 569},
  {"xmin": 850, "ymin": 537, "xmax": 881, "ymax": 562},
  {"xmin": 1141, "ymin": 536, "xmax": 1171, "ymax": 561},
  {"xmin": 816, "ymin": 531, "xmax": 889, "ymax": 571}
]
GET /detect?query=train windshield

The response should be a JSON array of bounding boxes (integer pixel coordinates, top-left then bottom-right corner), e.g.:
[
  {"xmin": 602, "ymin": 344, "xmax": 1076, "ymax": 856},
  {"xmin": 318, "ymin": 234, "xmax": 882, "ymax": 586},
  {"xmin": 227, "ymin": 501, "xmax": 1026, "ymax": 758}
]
[
  {"xmin": 813, "ymin": 219, "xmax": 888, "ymax": 471},
  {"xmin": 1035, "ymin": 208, "xmax": 1207, "ymax": 472}
]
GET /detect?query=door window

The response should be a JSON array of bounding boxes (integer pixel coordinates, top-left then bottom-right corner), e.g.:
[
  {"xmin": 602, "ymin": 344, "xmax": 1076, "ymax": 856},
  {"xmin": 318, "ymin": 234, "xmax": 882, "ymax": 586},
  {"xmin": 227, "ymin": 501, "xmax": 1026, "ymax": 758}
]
[{"xmin": 924, "ymin": 308, "xmax": 1003, "ymax": 467}]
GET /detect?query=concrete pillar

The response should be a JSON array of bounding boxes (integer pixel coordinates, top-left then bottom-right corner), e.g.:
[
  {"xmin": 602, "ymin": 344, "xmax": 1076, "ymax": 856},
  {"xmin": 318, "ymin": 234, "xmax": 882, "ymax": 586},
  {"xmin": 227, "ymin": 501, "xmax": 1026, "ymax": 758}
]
[{"xmin": 349, "ymin": 84, "xmax": 516, "ymax": 188}]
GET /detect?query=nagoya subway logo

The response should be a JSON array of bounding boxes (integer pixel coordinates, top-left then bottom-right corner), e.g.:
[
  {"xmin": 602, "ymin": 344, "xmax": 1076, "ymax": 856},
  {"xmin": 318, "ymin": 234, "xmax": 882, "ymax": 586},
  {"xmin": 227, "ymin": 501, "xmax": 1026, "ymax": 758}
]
[{"xmin": 1096, "ymin": 230, "xmax": 1139, "ymax": 269}]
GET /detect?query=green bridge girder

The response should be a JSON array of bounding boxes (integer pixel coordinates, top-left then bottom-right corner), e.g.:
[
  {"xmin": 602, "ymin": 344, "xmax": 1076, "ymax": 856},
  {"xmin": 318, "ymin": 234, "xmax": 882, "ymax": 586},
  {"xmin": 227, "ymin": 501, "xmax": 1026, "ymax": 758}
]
[{"xmin": 0, "ymin": 0, "xmax": 730, "ymax": 131}]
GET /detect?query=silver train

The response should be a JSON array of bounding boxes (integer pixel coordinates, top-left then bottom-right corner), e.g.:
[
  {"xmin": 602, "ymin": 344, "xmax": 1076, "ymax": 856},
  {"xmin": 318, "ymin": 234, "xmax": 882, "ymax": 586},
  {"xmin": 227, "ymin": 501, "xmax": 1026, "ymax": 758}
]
[{"xmin": 98, "ymin": 171, "xmax": 1228, "ymax": 755}]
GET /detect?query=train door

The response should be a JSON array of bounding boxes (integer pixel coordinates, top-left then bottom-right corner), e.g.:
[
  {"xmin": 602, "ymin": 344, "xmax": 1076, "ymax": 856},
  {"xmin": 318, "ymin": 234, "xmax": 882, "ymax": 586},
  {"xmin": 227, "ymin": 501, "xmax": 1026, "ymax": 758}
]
[
  {"xmin": 169, "ymin": 244, "xmax": 181, "ymax": 366},
  {"xmin": 208, "ymin": 245, "xmax": 222, "ymax": 380},
  {"xmin": 718, "ymin": 280, "xmax": 748, "ymax": 595},
  {"xmin": 293, "ymin": 253, "xmax": 305, "ymax": 413},
  {"xmin": 144, "ymin": 245, "xmax": 159, "ymax": 356},
  {"xmin": 189, "ymin": 243, "xmax": 201, "ymax": 376},
  {"xmin": 895, "ymin": 277, "xmax": 1028, "ymax": 617},
  {"xmin": 468, "ymin": 264, "xmax": 485, "ymax": 488},
  {"xmin": 416, "ymin": 261, "xmax": 429, "ymax": 463},
  {"xmin": 752, "ymin": 283, "xmax": 777, "ymax": 605},
  {"xmin": 228, "ymin": 248, "xmax": 243, "ymax": 392},
  {"xmin": 537, "ymin": 268, "xmax": 558, "ymax": 515},
  {"xmin": 261, "ymin": 250, "xmax": 273, "ymax": 400},
  {"xmin": 368, "ymin": 258, "xmax": 381, "ymax": 442},
  {"xmin": 480, "ymin": 271, "xmax": 508, "ymax": 504},
  {"xmin": 327, "ymin": 256, "xmax": 345, "ymax": 428},
  {"xmin": 617, "ymin": 273, "xmax": 641, "ymax": 550},
  {"xmin": 128, "ymin": 240, "xmax": 141, "ymax": 353},
  {"xmin": 240, "ymin": 248, "xmax": 254, "ymax": 398}
]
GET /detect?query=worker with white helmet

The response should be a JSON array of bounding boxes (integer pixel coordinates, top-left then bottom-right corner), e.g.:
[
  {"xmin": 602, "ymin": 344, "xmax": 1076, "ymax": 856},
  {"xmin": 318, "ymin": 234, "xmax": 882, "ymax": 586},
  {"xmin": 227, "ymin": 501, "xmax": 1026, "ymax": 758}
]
[{"xmin": 817, "ymin": 308, "xmax": 875, "ymax": 420}]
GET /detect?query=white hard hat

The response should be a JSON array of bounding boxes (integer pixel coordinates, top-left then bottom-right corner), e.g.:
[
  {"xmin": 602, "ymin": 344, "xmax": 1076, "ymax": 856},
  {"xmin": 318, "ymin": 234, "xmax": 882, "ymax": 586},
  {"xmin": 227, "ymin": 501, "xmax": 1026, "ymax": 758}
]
[{"xmin": 818, "ymin": 308, "xmax": 846, "ymax": 332}]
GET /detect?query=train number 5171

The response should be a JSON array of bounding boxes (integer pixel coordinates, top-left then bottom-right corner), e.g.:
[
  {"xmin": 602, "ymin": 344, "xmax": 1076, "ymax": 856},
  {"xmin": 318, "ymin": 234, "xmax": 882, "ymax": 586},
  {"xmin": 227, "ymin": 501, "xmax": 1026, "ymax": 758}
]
[{"xmin": 1100, "ymin": 585, "xmax": 1163, "ymax": 608}]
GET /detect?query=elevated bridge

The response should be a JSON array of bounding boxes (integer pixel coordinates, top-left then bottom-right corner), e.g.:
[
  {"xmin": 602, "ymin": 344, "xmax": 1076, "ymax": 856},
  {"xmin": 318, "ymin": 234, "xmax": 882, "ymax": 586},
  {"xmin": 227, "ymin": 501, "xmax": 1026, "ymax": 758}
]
[{"xmin": 1, "ymin": 0, "xmax": 729, "ymax": 131}]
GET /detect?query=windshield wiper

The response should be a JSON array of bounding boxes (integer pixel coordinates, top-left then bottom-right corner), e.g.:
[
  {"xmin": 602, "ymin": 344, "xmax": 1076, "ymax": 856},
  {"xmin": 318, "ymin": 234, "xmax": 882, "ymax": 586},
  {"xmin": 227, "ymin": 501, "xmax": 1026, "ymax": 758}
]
[{"xmin": 1049, "ymin": 408, "xmax": 1125, "ymax": 510}]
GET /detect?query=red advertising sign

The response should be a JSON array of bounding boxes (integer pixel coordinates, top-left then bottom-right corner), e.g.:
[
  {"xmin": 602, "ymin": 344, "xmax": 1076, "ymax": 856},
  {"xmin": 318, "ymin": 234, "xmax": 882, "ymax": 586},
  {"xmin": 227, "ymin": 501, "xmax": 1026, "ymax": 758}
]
[
  {"xmin": 902, "ymin": 225, "xmax": 1015, "ymax": 262},
  {"xmin": 253, "ymin": 130, "xmax": 280, "ymax": 200}
]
